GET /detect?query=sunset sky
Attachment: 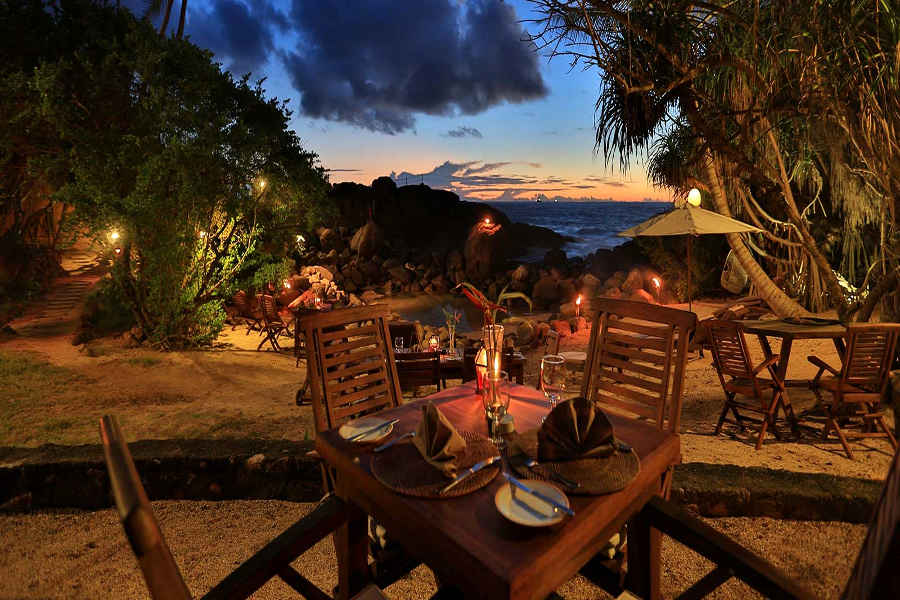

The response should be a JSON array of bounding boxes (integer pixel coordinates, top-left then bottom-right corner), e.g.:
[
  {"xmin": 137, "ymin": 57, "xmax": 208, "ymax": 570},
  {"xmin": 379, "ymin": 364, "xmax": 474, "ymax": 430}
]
[{"xmin": 134, "ymin": 0, "xmax": 668, "ymax": 203}]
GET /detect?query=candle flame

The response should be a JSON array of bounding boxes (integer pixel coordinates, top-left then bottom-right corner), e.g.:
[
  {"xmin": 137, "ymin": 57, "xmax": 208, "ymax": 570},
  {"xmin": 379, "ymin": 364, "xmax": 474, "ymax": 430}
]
[
  {"xmin": 576, "ymin": 295, "xmax": 582, "ymax": 305},
  {"xmin": 484, "ymin": 217, "xmax": 491, "ymax": 226},
  {"xmin": 652, "ymin": 277, "xmax": 661, "ymax": 288},
  {"xmin": 493, "ymin": 352, "xmax": 500, "ymax": 377},
  {"xmin": 283, "ymin": 279, "xmax": 291, "ymax": 289}
]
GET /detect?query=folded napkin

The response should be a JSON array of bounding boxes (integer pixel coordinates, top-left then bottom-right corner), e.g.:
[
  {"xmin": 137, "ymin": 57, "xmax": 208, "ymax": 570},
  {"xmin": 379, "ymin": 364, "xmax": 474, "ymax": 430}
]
[
  {"xmin": 538, "ymin": 397, "xmax": 618, "ymax": 462},
  {"xmin": 412, "ymin": 402, "xmax": 467, "ymax": 478}
]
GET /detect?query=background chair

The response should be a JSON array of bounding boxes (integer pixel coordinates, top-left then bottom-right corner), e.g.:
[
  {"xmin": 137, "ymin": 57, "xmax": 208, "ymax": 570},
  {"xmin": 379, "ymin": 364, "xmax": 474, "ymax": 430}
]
[
  {"xmin": 256, "ymin": 293, "xmax": 292, "ymax": 352},
  {"xmin": 99, "ymin": 415, "xmax": 387, "ymax": 600},
  {"xmin": 395, "ymin": 351, "xmax": 442, "ymax": 395},
  {"xmin": 808, "ymin": 323, "xmax": 900, "ymax": 459},
  {"xmin": 231, "ymin": 290, "xmax": 263, "ymax": 335},
  {"xmin": 706, "ymin": 319, "xmax": 790, "ymax": 450},
  {"xmin": 387, "ymin": 320, "xmax": 418, "ymax": 351}
]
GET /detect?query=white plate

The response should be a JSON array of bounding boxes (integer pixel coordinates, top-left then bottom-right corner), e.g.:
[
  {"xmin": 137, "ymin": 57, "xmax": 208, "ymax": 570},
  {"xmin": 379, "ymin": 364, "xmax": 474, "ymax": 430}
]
[
  {"xmin": 494, "ymin": 480, "xmax": 569, "ymax": 527},
  {"xmin": 338, "ymin": 416, "xmax": 395, "ymax": 443}
]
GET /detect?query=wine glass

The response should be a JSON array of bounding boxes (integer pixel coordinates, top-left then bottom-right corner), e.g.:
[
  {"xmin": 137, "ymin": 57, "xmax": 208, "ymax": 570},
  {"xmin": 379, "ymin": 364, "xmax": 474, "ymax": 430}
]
[
  {"xmin": 540, "ymin": 355, "xmax": 566, "ymax": 417},
  {"xmin": 482, "ymin": 371, "xmax": 510, "ymax": 447},
  {"xmin": 393, "ymin": 336, "xmax": 406, "ymax": 354}
]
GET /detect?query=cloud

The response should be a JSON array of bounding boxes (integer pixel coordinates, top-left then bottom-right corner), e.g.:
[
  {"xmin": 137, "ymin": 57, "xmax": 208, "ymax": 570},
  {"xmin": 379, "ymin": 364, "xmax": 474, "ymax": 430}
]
[
  {"xmin": 186, "ymin": 0, "xmax": 289, "ymax": 75},
  {"xmin": 281, "ymin": 0, "xmax": 547, "ymax": 134},
  {"xmin": 462, "ymin": 162, "xmax": 510, "ymax": 175},
  {"xmin": 327, "ymin": 168, "xmax": 361, "ymax": 172},
  {"xmin": 443, "ymin": 126, "xmax": 483, "ymax": 139},
  {"xmin": 605, "ymin": 181, "xmax": 627, "ymax": 187}
]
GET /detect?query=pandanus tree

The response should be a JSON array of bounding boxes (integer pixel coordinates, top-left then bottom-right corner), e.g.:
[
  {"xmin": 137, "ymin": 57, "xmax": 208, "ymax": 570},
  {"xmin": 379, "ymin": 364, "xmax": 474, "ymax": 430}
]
[
  {"xmin": 144, "ymin": 0, "xmax": 187, "ymax": 39},
  {"xmin": 527, "ymin": 0, "xmax": 899, "ymax": 320}
]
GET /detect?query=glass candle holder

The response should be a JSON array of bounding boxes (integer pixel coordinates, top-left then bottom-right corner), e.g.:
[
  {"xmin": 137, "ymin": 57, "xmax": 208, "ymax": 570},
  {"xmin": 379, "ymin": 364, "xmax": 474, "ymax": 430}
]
[
  {"xmin": 482, "ymin": 370, "xmax": 510, "ymax": 447},
  {"xmin": 480, "ymin": 324, "xmax": 504, "ymax": 382}
]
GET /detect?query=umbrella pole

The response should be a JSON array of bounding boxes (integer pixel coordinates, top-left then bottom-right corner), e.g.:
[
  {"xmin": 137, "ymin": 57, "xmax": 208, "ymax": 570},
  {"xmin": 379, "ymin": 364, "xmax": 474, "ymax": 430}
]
[{"xmin": 687, "ymin": 235, "xmax": 693, "ymax": 313}]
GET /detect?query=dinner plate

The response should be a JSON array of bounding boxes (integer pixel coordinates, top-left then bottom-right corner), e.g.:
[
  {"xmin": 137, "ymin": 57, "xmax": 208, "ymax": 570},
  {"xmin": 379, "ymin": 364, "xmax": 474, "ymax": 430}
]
[
  {"xmin": 338, "ymin": 416, "xmax": 395, "ymax": 443},
  {"xmin": 494, "ymin": 479, "xmax": 569, "ymax": 527}
]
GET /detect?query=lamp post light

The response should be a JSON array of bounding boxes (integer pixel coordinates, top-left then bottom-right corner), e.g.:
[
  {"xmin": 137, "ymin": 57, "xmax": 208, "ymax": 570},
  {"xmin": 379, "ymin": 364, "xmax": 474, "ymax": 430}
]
[{"xmin": 109, "ymin": 230, "xmax": 120, "ymax": 242}]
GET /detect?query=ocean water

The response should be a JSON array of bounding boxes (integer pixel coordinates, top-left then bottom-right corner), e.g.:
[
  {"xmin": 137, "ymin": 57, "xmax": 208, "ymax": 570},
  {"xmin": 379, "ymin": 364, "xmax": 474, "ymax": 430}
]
[{"xmin": 489, "ymin": 200, "xmax": 671, "ymax": 259}]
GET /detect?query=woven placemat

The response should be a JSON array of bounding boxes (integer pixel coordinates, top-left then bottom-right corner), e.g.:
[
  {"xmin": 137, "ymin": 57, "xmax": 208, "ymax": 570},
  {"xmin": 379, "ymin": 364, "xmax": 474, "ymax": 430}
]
[
  {"xmin": 372, "ymin": 431, "xmax": 500, "ymax": 498},
  {"xmin": 509, "ymin": 430, "xmax": 640, "ymax": 496}
]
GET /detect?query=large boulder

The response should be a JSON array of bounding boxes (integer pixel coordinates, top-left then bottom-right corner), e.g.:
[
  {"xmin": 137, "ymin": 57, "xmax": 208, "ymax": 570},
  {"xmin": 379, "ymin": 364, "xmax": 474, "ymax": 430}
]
[
  {"xmin": 446, "ymin": 249, "xmax": 464, "ymax": 272},
  {"xmin": 318, "ymin": 228, "xmax": 344, "ymax": 252},
  {"xmin": 621, "ymin": 268, "xmax": 644, "ymax": 294},
  {"xmin": 350, "ymin": 221, "xmax": 383, "ymax": 259},
  {"xmin": 544, "ymin": 248, "xmax": 567, "ymax": 269},
  {"xmin": 464, "ymin": 225, "xmax": 500, "ymax": 281},
  {"xmin": 532, "ymin": 275, "xmax": 560, "ymax": 309},
  {"xmin": 388, "ymin": 266, "xmax": 411, "ymax": 284},
  {"xmin": 300, "ymin": 265, "xmax": 334, "ymax": 283}
]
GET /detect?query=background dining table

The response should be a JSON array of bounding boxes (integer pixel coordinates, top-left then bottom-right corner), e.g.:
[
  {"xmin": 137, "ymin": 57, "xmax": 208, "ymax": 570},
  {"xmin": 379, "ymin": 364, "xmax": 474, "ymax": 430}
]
[
  {"xmin": 739, "ymin": 319, "xmax": 847, "ymax": 388},
  {"xmin": 316, "ymin": 382, "xmax": 681, "ymax": 600}
]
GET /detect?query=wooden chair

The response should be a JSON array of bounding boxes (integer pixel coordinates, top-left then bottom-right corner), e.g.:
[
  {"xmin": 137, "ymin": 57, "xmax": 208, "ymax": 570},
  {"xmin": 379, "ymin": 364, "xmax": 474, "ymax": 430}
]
[
  {"xmin": 98, "ymin": 415, "xmax": 388, "ymax": 600},
  {"xmin": 582, "ymin": 298, "xmax": 698, "ymax": 439},
  {"xmin": 231, "ymin": 290, "xmax": 263, "ymax": 335},
  {"xmin": 300, "ymin": 305, "xmax": 403, "ymax": 434},
  {"xmin": 256, "ymin": 293, "xmax": 292, "ymax": 352},
  {"xmin": 395, "ymin": 351, "xmax": 441, "ymax": 395},
  {"xmin": 808, "ymin": 323, "xmax": 900, "ymax": 459},
  {"xmin": 706, "ymin": 319, "xmax": 792, "ymax": 450},
  {"xmin": 299, "ymin": 306, "xmax": 420, "ymax": 589},
  {"xmin": 638, "ymin": 444, "xmax": 900, "ymax": 599}
]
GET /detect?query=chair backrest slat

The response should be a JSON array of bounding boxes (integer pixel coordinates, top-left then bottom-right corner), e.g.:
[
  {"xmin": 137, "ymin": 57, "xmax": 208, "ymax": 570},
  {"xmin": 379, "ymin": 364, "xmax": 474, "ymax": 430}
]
[
  {"xmin": 257, "ymin": 293, "xmax": 282, "ymax": 325},
  {"xmin": 842, "ymin": 324, "xmax": 900, "ymax": 393},
  {"xmin": 301, "ymin": 306, "xmax": 402, "ymax": 432},
  {"xmin": 705, "ymin": 320, "xmax": 754, "ymax": 380},
  {"xmin": 841, "ymin": 447, "xmax": 900, "ymax": 599},
  {"xmin": 99, "ymin": 416, "xmax": 193, "ymax": 600},
  {"xmin": 582, "ymin": 299, "xmax": 697, "ymax": 433}
]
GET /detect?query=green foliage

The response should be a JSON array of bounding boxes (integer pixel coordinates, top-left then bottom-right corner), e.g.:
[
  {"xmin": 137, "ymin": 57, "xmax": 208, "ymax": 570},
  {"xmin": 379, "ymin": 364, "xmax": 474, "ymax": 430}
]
[
  {"xmin": 638, "ymin": 236, "xmax": 728, "ymax": 302},
  {"xmin": 81, "ymin": 277, "xmax": 135, "ymax": 338},
  {"xmin": 2, "ymin": 1, "xmax": 330, "ymax": 347}
]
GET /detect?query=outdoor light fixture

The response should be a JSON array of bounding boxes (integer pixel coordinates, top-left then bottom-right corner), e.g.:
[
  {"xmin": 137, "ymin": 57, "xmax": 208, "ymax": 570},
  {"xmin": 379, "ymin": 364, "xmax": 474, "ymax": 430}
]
[
  {"xmin": 652, "ymin": 276, "xmax": 661, "ymax": 289},
  {"xmin": 199, "ymin": 231, "xmax": 207, "ymax": 238},
  {"xmin": 114, "ymin": 247, "xmax": 122, "ymax": 255},
  {"xmin": 259, "ymin": 179, "xmax": 267, "ymax": 190},
  {"xmin": 687, "ymin": 188, "xmax": 702, "ymax": 207},
  {"xmin": 296, "ymin": 234, "xmax": 305, "ymax": 243},
  {"xmin": 110, "ymin": 230, "xmax": 120, "ymax": 241}
]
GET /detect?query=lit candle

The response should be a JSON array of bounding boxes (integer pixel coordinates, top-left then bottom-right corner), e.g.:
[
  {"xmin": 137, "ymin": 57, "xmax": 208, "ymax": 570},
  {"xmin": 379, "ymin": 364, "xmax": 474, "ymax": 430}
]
[
  {"xmin": 575, "ymin": 294, "xmax": 582, "ymax": 317},
  {"xmin": 484, "ymin": 217, "xmax": 491, "ymax": 226},
  {"xmin": 652, "ymin": 277, "xmax": 661, "ymax": 289},
  {"xmin": 493, "ymin": 352, "xmax": 500, "ymax": 378}
]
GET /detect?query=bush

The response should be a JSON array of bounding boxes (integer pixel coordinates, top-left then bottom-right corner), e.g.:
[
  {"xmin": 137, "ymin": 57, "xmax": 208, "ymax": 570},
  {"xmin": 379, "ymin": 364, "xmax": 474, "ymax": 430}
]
[{"xmin": 79, "ymin": 277, "xmax": 135, "ymax": 340}]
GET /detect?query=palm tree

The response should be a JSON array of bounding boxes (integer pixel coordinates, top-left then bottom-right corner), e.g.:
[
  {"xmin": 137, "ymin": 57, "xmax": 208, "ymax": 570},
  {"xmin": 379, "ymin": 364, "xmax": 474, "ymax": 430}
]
[
  {"xmin": 527, "ymin": 0, "xmax": 897, "ymax": 319},
  {"xmin": 144, "ymin": 0, "xmax": 187, "ymax": 39}
]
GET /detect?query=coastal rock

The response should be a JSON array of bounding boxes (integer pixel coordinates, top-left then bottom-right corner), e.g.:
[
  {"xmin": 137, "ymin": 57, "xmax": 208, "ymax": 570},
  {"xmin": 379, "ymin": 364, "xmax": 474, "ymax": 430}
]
[
  {"xmin": 630, "ymin": 289, "xmax": 655, "ymax": 303},
  {"xmin": 300, "ymin": 266, "xmax": 334, "ymax": 282},
  {"xmin": 388, "ymin": 266, "xmax": 411, "ymax": 284},
  {"xmin": 557, "ymin": 279, "xmax": 577, "ymax": 305},
  {"xmin": 359, "ymin": 260, "xmax": 382, "ymax": 282},
  {"xmin": 348, "ymin": 293, "xmax": 363, "ymax": 306},
  {"xmin": 511, "ymin": 264, "xmax": 529, "ymax": 282},
  {"xmin": 446, "ymin": 249, "xmax": 464, "ymax": 272},
  {"xmin": 581, "ymin": 273, "xmax": 602, "ymax": 294},
  {"xmin": 622, "ymin": 269, "xmax": 644, "ymax": 294},
  {"xmin": 291, "ymin": 275, "xmax": 311, "ymax": 291},
  {"xmin": 551, "ymin": 319, "xmax": 572, "ymax": 337},
  {"xmin": 318, "ymin": 228, "xmax": 344, "ymax": 252},
  {"xmin": 544, "ymin": 248, "xmax": 567, "ymax": 269},
  {"xmin": 570, "ymin": 316, "xmax": 587, "ymax": 332},
  {"xmin": 515, "ymin": 320, "xmax": 537, "ymax": 345},
  {"xmin": 532, "ymin": 276, "xmax": 560, "ymax": 309},
  {"xmin": 464, "ymin": 224, "xmax": 501, "ymax": 281},
  {"xmin": 360, "ymin": 290, "xmax": 383, "ymax": 304},
  {"xmin": 350, "ymin": 221, "xmax": 383, "ymax": 259}
]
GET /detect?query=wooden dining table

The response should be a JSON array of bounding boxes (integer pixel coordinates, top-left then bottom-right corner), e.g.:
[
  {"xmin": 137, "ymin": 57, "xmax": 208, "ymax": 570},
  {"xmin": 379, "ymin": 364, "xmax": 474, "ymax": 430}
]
[{"xmin": 315, "ymin": 382, "xmax": 680, "ymax": 600}]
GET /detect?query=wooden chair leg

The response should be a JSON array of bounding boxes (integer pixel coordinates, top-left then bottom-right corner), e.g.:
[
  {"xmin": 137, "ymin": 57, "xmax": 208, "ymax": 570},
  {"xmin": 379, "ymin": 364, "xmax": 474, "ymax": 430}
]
[{"xmin": 714, "ymin": 401, "xmax": 730, "ymax": 435}]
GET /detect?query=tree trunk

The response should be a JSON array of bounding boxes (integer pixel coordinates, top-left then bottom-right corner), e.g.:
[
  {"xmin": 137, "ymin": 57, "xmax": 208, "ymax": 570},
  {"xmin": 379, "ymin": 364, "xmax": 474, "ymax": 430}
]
[
  {"xmin": 704, "ymin": 157, "xmax": 810, "ymax": 317},
  {"xmin": 175, "ymin": 0, "xmax": 187, "ymax": 39},
  {"xmin": 159, "ymin": 0, "xmax": 173, "ymax": 37}
]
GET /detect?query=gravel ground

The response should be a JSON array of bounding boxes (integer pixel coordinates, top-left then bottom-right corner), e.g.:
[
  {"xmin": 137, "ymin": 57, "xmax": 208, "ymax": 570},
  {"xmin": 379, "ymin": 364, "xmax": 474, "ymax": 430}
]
[{"xmin": 0, "ymin": 500, "xmax": 865, "ymax": 600}]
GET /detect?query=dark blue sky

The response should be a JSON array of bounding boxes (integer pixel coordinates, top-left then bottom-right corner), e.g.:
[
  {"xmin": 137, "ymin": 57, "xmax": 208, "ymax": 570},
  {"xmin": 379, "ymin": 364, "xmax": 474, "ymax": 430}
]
[{"xmin": 131, "ymin": 0, "xmax": 663, "ymax": 202}]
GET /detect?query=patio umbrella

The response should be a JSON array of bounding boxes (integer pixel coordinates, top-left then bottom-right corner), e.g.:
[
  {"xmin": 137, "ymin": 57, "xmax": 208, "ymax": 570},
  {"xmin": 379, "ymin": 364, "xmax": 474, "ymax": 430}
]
[{"xmin": 617, "ymin": 201, "xmax": 762, "ymax": 310}]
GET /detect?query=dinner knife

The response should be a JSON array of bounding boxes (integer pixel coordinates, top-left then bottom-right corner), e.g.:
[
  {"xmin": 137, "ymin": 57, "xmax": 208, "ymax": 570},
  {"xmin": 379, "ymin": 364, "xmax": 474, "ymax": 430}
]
[
  {"xmin": 346, "ymin": 418, "xmax": 399, "ymax": 442},
  {"xmin": 374, "ymin": 431, "xmax": 415, "ymax": 452},
  {"xmin": 503, "ymin": 472, "xmax": 575, "ymax": 517},
  {"xmin": 440, "ymin": 455, "xmax": 501, "ymax": 494}
]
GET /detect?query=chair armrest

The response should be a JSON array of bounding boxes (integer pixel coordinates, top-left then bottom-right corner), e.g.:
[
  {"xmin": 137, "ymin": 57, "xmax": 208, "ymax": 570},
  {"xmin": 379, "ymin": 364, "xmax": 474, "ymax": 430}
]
[
  {"xmin": 202, "ymin": 495, "xmax": 346, "ymax": 600},
  {"xmin": 752, "ymin": 355, "xmax": 780, "ymax": 375},
  {"xmin": 806, "ymin": 356, "xmax": 841, "ymax": 377},
  {"xmin": 640, "ymin": 496, "xmax": 815, "ymax": 600}
]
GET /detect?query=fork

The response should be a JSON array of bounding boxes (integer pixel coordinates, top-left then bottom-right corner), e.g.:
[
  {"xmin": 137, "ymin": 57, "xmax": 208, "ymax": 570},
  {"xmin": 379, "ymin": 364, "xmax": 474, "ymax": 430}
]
[{"xmin": 522, "ymin": 457, "xmax": 580, "ymax": 489}]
